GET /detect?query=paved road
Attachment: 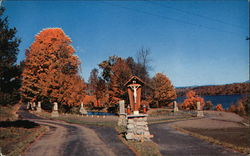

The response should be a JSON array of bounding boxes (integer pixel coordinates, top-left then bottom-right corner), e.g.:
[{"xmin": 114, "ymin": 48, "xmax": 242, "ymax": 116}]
[
  {"xmin": 18, "ymin": 108, "xmax": 134, "ymax": 156},
  {"xmin": 149, "ymin": 122, "xmax": 245, "ymax": 156}
]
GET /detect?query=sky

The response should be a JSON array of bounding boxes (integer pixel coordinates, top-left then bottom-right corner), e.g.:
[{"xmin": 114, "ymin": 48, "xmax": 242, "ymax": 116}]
[{"xmin": 3, "ymin": 0, "xmax": 249, "ymax": 87}]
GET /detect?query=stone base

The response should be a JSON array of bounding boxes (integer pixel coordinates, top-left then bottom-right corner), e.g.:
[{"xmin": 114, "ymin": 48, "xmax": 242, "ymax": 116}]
[
  {"xmin": 197, "ymin": 110, "xmax": 204, "ymax": 117},
  {"xmin": 125, "ymin": 114, "xmax": 153, "ymax": 141},
  {"xmin": 118, "ymin": 114, "xmax": 127, "ymax": 126},
  {"xmin": 36, "ymin": 107, "xmax": 42, "ymax": 113},
  {"xmin": 51, "ymin": 111, "xmax": 59, "ymax": 117},
  {"xmin": 174, "ymin": 107, "xmax": 179, "ymax": 112}
]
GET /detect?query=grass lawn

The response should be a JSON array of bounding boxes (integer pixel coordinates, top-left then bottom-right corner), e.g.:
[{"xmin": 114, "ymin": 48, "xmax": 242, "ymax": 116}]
[{"xmin": 0, "ymin": 105, "xmax": 47, "ymax": 156}]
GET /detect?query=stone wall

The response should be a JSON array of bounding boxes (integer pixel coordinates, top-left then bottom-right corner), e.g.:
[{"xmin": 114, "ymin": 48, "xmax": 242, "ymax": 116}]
[{"xmin": 126, "ymin": 115, "xmax": 153, "ymax": 141}]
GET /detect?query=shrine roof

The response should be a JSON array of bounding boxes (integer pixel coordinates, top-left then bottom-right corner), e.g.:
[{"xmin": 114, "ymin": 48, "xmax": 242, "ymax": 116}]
[{"xmin": 124, "ymin": 76, "xmax": 145, "ymax": 86}]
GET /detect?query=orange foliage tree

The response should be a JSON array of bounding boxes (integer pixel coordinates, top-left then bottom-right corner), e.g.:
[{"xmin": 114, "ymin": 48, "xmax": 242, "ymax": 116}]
[
  {"xmin": 151, "ymin": 73, "xmax": 176, "ymax": 107},
  {"xmin": 182, "ymin": 90, "xmax": 205, "ymax": 110},
  {"xmin": 88, "ymin": 68, "xmax": 108, "ymax": 107},
  {"xmin": 215, "ymin": 104, "xmax": 224, "ymax": 111},
  {"xmin": 21, "ymin": 28, "xmax": 85, "ymax": 110},
  {"xmin": 99, "ymin": 56, "xmax": 132, "ymax": 106}
]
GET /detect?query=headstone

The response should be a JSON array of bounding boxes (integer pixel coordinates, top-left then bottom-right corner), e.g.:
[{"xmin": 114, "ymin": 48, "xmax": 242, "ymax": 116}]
[
  {"xmin": 196, "ymin": 101, "xmax": 204, "ymax": 117},
  {"xmin": 197, "ymin": 101, "xmax": 201, "ymax": 110},
  {"xmin": 36, "ymin": 101, "xmax": 42, "ymax": 112},
  {"xmin": 26, "ymin": 102, "xmax": 30, "ymax": 110},
  {"xmin": 173, "ymin": 101, "xmax": 179, "ymax": 112},
  {"xmin": 51, "ymin": 102, "xmax": 59, "ymax": 117},
  {"xmin": 79, "ymin": 102, "xmax": 87, "ymax": 115},
  {"xmin": 31, "ymin": 102, "xmax": 36, "ymax": 111}
]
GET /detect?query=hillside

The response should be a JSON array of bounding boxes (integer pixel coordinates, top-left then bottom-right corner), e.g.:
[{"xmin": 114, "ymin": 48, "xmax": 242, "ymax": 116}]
[{"xmin": 176, "ymin": 82, "xmax": 250, "ymax": 97}]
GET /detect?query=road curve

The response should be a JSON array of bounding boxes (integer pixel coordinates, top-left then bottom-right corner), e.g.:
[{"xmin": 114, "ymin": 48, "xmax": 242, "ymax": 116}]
[{"xmin": 18, "ymin": 108, "xmax": 134, "ymax": 156}]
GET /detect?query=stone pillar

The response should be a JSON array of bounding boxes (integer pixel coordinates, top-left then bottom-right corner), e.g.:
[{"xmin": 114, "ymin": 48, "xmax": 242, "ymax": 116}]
[
  {"xmin": 173, "ymin": 101, "xmax": 179, "ymax": 112},
  {"xmin": 196, "ymin": 102, "xmax": 204, "ymax": 117},
  {"xmin": 118, "ymin": 100, "xmax": 127, "ymax": 126},
  {"xmin": 79, "ymin": 102, "xmax": 87, "ymax": 115},
  {"xmin": 36, "ymin": 101, "xmax": 42, "ymax": 112},
  {"xmin": 51, "ymin": 102, "xmax": 59, "ymax": 117},
  {"xmin": 126, "ymin": 114, "xmax": 153, "ymax": 141}
]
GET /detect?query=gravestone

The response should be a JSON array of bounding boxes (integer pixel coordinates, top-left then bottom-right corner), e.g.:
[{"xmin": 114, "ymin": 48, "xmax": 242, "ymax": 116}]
[
  {"xmin": 31, "ymin": 102, "xmax": 36, "ymax": 111},
  {"xmin": 173, "ymin": 101, "xmax": 179, "ymax": 112},
  {"xmin": 196, "ymin": 101, "xmax": 204, "ymax": 117},
  {"xmin": 26, "ymin": 102, "xmax": 31, "ymax": 110},
  {"xmin": 79, "ymin": 102, "xmax": 87, "ymax": 115},
  {"xmin": 118, "ymin": 100, "xmax": 126, "ymax": 126},
  {"xmin": 51, "ymin": 102, "xmax": 59, "ymax": 117},
  {"xmin": 36, "ymin": 101, "xmax": 42, "ymax": 112}
]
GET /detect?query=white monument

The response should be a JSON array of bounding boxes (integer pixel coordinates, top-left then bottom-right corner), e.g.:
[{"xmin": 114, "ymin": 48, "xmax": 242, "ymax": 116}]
[
  {"xmin": 79, "ymin": 102, "xmax": 87, "ymax": 115},
  {"xmin": 196, "ymin": 101, "xmax": 204, "ymax": 117},
  {"xmin": 36, "ymin": 101, "xmax": 42, "ymax": 112},
  {"xmin": 26, "ymin": 102, "xmax": 31, "ymax": 110},
  {"xmin": 51, "ymin": 102, "xmax": 59, "ymax": 117},
  {"xmin": 173, "ymin": 101, "xmax": 179, "ymax": 112}
]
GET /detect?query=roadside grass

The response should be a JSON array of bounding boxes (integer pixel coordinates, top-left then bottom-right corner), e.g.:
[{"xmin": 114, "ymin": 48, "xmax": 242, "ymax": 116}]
[
  {"xmin": 116, "ymin": 126, "xmax": 162, "ymax": 156},
  {"xmin": 0, "ymin": 126, "xmax": 47, "ymax": 156},
  {"xmin": 0, "ymin": 105, "xmax": 20, "ymax": 121},
  {"xmin": 172, "ymin": 126, "xmax": 250, "ymax": 154},
  {"xmin": 0, "ymin": 105, "xmax": 48, "ymax": 156}
]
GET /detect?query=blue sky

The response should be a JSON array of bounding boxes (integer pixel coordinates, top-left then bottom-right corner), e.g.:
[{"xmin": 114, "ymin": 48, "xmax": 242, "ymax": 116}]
[{"xmin": 3, "ymin": 0, "xmax": 249, "ymax": 87}]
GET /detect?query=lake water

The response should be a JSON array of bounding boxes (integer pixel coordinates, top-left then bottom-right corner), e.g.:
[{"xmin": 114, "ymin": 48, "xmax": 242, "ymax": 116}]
[{"xmin": 176, "ymin": 95, "xmax": 243, "ymax": 109}]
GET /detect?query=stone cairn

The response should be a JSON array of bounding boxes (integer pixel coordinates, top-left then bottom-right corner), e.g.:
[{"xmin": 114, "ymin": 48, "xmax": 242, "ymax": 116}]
[
  {"xmin": 118, "ymin": 100, "xmax": 127, "ymax": 126},
  {"xmin": 173, "ymin": 101, "xmax": 179, "ymax": 112},
  {"xmin": 196, "ymin": 101, "xmax": 204, "ymax": 117},
  {"xmin": 126, "ymin": 114, "xmax": 153, "ymax": 141},
  {"xmin": 36, "ymin": 101, "xmax": 42, "ymax": 112},
  {"xmin": 79, "ymin": 102, "xmax": 87, "ymax": 115},
  {"xmin": 51, "ymin": 102, "xmax": 59, "ymax": 117}
]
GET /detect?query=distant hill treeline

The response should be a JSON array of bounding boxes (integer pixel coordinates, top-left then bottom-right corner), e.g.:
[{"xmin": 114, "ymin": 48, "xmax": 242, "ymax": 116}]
[{"xmin": 176, "ymin": 83, "xmax": 250, "ymax": 97}]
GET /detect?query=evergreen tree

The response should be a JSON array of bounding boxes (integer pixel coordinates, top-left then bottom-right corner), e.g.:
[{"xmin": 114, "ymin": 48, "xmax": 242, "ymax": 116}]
[{"xmin": 0, "ymin": 7, "xmax": 21, "ymax": 105}]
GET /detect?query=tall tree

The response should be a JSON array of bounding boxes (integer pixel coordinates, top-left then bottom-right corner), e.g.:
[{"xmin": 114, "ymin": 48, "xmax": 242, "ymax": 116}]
[
  {"xmin": 151, "ymin": 73, "xmax": 176, "ymax": 107},
  {"xmin": 0, "ymin": 7, "xmax": 21, "ymax": 105},
  {"xmin": 88, "ymin": 68, "xmax": 108, "ymax": 107},
  {"xmin": 21, "ymin": 28, "xmax": 85, "ymax": 110},
  {"xmin": 99, "ymin": 56, "xmax": 132, "ymax": 106}
]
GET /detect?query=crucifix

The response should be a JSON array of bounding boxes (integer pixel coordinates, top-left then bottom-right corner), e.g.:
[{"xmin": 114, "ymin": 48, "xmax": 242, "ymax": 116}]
[{"xmin": 130, "ymin": 80, "xmax": 140, "ymax": 104}]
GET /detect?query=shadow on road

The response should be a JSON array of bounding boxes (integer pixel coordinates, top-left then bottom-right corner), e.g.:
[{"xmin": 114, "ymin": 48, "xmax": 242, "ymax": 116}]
[{"xmin": 0, "ymin": 120, "xmax": 40, "ymax": 128}]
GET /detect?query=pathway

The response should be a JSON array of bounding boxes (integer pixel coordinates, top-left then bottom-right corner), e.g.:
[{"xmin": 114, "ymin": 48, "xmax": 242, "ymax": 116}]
[{"xmin": 18, "ymin": 108, "xmax": 134, "ymax": 156}]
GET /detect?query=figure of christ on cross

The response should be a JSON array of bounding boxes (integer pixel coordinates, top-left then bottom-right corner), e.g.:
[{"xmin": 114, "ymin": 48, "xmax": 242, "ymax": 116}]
[{"xmin": 130, "ymin": 85, "xmax": 140, "ymax": 104}]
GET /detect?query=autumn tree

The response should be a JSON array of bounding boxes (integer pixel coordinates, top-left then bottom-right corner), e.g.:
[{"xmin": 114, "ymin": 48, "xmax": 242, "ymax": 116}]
[
  {"xmin": 21, "ymin": 28, "xmax": 85, "ymax": 111},
  {"xmin": 182, "ymin": 90, "xmax": 205, "ymax": 110},
  {"xmin": 88, "ymin": 68, "xmax": 108, "ymax": 107},
  {"xmin": 99, "ymin": 56, "xmax": 132, "ymax": 106},
  {"xmin": 204, "ymin": 101, "xmax": 213, "ymax": 110},
  {"xmin": 215, "ymin": 104, "xmax": 224, "ymax": 111},
  {"xmin": 151, "ymin": 73, "xmax": 176, "ymax": 108},
  {"xmin": 0, "ymin": 7, "xmax": 21, "ymax": 105}
]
